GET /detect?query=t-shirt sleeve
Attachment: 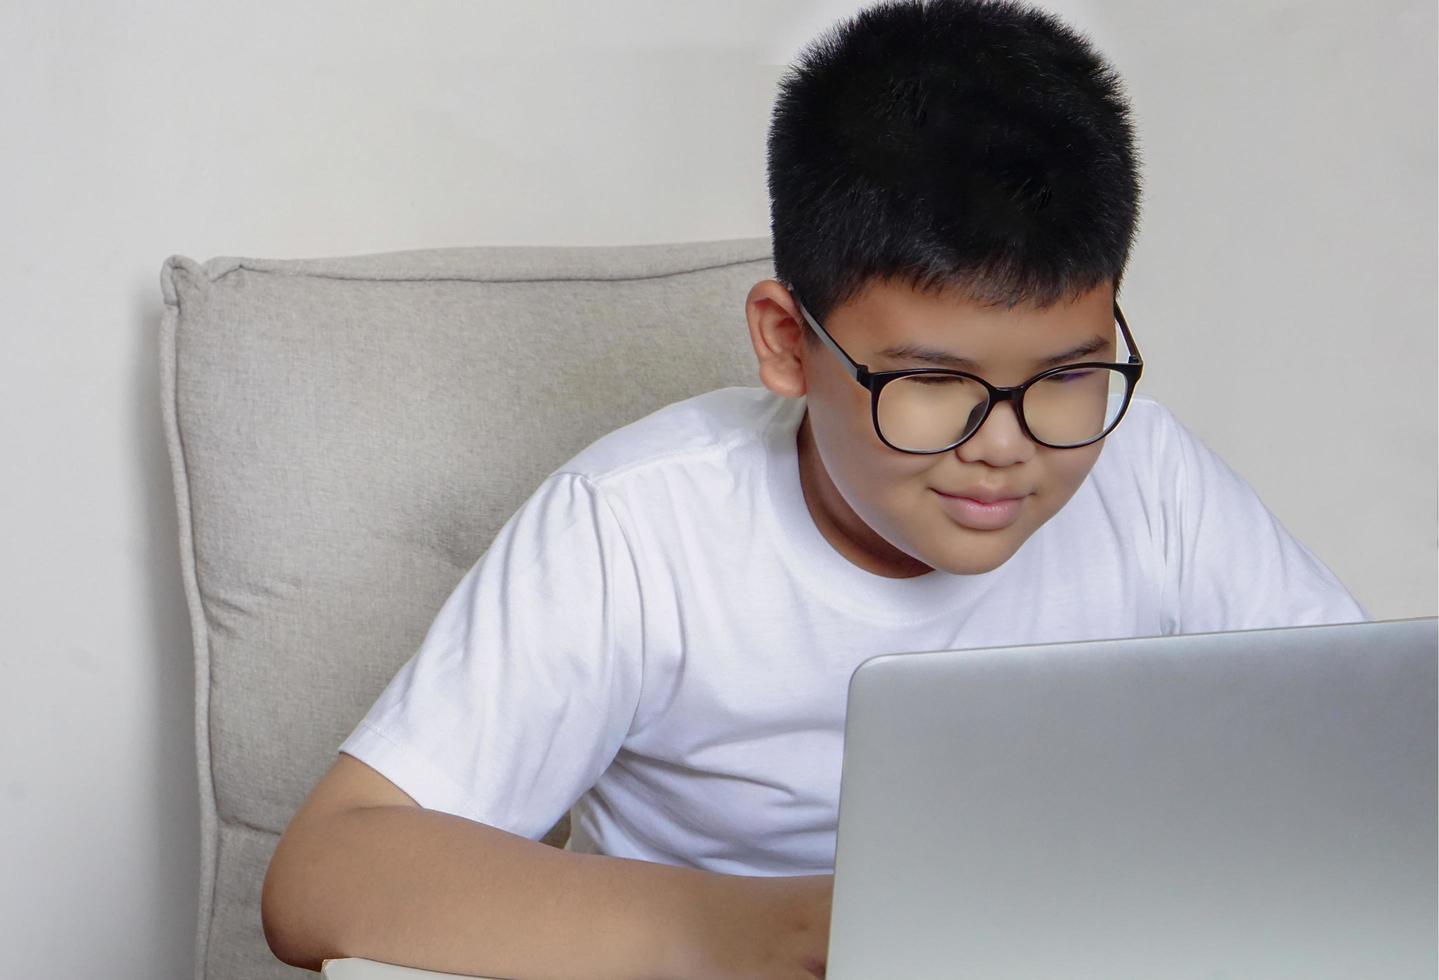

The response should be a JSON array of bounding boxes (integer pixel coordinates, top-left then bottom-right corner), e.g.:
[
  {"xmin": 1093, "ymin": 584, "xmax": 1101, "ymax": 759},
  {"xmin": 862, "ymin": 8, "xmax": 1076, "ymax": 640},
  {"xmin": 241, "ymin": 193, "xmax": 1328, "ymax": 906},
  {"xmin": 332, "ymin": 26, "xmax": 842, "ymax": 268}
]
[
  {"xmin": 1153, "ymin": 405, "xmax": 1369, "ymax": 633},
  {"xmin": 337, "ymin": 470, "xmax": 644, "ymax": 839}
]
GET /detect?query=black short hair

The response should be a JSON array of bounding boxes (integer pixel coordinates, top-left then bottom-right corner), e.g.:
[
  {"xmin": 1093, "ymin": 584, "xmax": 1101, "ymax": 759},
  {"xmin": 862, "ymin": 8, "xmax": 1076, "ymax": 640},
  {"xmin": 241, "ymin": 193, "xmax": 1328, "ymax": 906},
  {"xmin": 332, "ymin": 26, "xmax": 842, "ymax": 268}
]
[{"xmin": 768, "ymin": 0, "xmax": 1141, "ymax": 319}]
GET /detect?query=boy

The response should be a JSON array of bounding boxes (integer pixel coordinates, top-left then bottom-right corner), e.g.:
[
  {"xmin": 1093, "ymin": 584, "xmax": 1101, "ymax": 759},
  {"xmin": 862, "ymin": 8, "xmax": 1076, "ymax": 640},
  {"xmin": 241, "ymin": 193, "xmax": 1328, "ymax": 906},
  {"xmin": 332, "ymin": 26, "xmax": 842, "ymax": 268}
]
[{"xmin": 262, "ymin": 1, "xmax": 1366, "ymax": 977}]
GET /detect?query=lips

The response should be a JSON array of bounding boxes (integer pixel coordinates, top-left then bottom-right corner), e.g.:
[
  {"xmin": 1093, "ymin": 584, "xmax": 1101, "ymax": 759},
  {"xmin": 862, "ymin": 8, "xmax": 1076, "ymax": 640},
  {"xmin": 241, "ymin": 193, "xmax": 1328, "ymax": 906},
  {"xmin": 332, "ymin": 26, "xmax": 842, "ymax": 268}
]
[
  {"xmin": 935, "ymin": 487, "xmax": 1028, "ymax": 505},
  {"xmin": 932, "ymin": 487, "xmax": 1030, "ymax": 531}
]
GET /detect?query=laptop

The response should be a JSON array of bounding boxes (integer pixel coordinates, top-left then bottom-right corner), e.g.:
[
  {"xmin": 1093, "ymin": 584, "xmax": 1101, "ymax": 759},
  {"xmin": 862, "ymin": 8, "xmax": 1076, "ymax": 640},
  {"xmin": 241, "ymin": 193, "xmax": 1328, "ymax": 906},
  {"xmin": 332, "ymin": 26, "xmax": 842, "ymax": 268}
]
[{"xmin": 827, "ymin": 617, "xmax": 1438, "ymax": 979}]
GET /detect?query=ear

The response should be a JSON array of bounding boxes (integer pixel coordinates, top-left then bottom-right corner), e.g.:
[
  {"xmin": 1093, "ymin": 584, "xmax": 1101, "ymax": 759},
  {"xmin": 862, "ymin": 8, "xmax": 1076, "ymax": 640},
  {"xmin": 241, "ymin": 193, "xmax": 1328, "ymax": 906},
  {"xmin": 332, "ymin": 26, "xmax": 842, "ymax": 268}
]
[{"xmin": 745, "ymin": 279, "xmax": 808, "ymax": 398}]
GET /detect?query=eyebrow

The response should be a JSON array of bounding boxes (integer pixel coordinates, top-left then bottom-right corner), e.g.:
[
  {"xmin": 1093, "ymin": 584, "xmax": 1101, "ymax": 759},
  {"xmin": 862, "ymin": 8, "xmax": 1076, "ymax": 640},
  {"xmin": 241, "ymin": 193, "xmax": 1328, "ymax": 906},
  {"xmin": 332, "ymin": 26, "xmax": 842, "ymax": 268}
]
[{"xmin": 874, "ymin": 335, "xmax": 1113, "ymax": 371}]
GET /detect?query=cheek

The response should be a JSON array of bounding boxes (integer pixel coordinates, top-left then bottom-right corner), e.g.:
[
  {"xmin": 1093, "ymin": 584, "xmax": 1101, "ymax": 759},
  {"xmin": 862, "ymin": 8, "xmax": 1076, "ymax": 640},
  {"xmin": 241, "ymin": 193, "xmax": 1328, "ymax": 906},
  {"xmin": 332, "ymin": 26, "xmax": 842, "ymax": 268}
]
[
  {"xmin": 808, "ymin": 398, "xmax": 935, "ymax": 503},
  {"xmin": 805, "ymin": 369, "xmax": 881, "ymax": 465},
  {"xmin": 1036, "ymin": 445, "xmax": 1104, "ymax": 506},
  {"xmin": 834, "ymin": 446, "xmax": 941, "ymax": 535},
  {"xmin": 806, "ymin": 360, "xmax": 871, "ymax": 429}
]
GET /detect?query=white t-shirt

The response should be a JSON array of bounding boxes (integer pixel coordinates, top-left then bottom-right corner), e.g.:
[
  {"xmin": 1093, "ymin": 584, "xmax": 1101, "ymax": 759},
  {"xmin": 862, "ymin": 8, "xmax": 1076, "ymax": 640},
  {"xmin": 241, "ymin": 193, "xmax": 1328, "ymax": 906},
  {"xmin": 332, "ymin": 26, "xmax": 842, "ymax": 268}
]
[{"xmin": 338, "ymin": 387, "xmax": 1365, "ymax": 875}]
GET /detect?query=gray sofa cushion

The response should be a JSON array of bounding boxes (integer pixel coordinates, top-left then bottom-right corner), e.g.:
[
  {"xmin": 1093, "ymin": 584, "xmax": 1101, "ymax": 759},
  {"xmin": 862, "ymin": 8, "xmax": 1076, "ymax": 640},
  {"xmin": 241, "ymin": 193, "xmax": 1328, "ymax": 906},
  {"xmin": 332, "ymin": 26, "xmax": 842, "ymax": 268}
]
[{"xmin": 160, "ymin": 239, "xmax": 773, "ymax": 979}]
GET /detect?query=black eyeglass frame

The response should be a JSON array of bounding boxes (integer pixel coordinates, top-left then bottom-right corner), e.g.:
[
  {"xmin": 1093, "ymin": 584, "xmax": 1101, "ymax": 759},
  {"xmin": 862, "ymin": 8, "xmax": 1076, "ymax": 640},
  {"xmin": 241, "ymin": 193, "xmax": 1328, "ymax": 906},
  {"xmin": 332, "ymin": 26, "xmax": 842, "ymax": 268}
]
[{"xmin": 794, "ymin": 297, "xmax": 1145, "ymax": 454}]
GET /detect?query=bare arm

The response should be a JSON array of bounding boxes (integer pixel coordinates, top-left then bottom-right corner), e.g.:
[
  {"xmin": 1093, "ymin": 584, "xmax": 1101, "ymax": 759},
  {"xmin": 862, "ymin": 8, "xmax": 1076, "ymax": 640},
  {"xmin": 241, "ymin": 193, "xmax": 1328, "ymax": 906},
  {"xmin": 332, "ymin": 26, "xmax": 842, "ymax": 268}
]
[{"xmin": 261, "ymin": 754, "xmax": 831, "ymax": 980}]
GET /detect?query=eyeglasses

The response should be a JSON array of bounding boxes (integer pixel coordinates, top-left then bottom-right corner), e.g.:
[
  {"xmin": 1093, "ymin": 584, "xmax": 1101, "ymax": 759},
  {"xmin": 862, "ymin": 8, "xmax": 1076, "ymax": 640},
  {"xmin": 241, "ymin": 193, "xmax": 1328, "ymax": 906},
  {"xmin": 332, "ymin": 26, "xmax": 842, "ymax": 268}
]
[{"xmin": 794, "ymin": 296, "xmax": 1144, "ymax": 454}]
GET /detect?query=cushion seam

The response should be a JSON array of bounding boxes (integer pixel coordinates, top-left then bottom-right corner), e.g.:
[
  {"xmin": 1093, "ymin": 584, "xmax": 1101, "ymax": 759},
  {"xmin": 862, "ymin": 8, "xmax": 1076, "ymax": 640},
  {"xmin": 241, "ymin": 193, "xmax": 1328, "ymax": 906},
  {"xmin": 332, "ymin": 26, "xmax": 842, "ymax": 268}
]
[{"xmin": 211, "ymin": 255, "xmax": 771, "ymax": 286}]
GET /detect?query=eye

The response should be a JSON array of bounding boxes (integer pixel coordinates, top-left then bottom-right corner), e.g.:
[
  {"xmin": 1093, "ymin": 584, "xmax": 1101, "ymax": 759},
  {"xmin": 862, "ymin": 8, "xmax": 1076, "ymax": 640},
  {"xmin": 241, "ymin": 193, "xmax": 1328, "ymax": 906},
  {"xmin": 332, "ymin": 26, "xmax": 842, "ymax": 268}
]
[{"xmin": 1042, "ymin": 368, "xmax": 1096, "ymax": 384}]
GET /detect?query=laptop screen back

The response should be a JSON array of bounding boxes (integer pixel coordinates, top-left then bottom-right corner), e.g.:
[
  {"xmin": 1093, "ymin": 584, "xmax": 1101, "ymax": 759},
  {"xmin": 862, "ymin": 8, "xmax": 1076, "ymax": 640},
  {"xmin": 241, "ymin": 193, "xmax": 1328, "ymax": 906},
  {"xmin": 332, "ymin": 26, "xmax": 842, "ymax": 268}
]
[{"xmin": 828, "ymin": 618, "xmax": 1437, "ymax": 979}]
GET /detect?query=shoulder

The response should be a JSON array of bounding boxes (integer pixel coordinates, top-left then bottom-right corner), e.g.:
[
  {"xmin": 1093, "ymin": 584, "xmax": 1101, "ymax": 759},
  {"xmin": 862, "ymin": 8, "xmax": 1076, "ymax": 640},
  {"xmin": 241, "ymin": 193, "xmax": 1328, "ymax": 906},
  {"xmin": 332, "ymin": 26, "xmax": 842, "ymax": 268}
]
[
  {"xmin": 1072, "ymin": 395, "xmax": 1214, "ymax": 523},
  {"xmin": 1078, "ymin": 394, "xmax": 1264, "ymax": 529},
  {"xmin": 558, "ymin": 386, "xmax": 789, "ymax": 486},
  {"xmin": 1095, "ymin": 395, "xmax": 1245, "ymax": 486},
  {"xmin": 498, "ymin": 387, "xmax": 792, "ymax": 547},
  {"xmin": 1086, "ymin": 395, "xmax": 1192, "ymax": 480},
  {"xmin": 1100, "ymin": 395, "xmax": 1181, "ymax": 452}
]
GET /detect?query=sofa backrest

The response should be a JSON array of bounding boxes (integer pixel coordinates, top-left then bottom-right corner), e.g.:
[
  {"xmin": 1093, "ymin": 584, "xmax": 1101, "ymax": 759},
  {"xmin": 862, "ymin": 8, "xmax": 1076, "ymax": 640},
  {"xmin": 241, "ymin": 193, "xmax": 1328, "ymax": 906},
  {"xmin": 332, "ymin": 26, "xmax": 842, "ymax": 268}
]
[{"xmin": 160, "ymin": 239, "xmax": 772, "ymax": 979}]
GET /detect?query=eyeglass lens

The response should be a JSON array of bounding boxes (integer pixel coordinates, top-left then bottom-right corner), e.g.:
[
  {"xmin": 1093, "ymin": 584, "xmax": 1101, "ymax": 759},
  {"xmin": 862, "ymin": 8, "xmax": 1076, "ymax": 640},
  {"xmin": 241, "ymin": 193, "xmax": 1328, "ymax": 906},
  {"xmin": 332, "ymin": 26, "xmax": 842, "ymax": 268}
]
[{"xmin": 876, "ymin": 367, "xmax": 1130, "ymax": 451}]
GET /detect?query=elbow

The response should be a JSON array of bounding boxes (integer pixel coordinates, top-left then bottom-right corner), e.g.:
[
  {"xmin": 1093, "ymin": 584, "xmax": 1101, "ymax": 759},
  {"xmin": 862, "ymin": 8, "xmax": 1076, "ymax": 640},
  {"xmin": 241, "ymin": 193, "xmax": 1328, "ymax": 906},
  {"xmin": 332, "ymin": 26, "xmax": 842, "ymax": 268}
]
[{"xmin": 260, "ymin": 841, "xmax": 330, "ymax": 973}]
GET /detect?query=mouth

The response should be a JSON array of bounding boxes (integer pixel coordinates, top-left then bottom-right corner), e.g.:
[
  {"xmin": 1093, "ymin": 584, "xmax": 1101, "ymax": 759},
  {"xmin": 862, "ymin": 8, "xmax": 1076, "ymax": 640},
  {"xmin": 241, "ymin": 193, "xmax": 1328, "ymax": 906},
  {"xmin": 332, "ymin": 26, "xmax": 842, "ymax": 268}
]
[{"xmin": 931, "ymin": 488, "xmax": 1029, "ymax": 531}]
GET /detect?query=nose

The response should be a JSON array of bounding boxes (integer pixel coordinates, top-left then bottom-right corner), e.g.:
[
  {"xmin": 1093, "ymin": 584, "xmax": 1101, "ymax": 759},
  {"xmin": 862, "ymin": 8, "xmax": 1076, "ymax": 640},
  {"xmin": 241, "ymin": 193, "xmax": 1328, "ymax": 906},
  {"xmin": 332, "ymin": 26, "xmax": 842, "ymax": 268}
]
[{"xmin": 954, "ymin": 399, "xmax": 1035, "ymax": 467}]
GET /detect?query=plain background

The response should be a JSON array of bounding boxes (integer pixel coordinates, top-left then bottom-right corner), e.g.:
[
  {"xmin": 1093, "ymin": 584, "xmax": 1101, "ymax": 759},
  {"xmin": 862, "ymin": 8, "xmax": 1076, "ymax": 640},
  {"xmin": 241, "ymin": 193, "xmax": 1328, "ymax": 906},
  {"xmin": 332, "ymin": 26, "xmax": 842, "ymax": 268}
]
[{"xmin": 1, "ymin": 1, "xmax": 1433, "ymax": 976}]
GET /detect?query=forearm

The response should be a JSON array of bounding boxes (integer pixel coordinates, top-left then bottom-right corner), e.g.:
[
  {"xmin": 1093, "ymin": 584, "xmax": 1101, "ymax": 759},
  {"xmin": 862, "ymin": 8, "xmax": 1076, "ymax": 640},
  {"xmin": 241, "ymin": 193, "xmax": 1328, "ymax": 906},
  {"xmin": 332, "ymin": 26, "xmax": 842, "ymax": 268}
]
[{"xmin": 261, "ymin": 804, "xmax": 704, "ymax": 979}]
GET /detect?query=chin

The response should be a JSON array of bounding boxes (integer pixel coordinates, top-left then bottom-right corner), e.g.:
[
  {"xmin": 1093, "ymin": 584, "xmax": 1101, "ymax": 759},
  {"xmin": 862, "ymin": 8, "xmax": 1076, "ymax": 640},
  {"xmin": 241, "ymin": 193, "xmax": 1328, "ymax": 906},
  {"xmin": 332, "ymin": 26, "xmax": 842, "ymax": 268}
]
[{"xmin": 915, "ymin": 532, "xmax": 1027, "ymax": 576}]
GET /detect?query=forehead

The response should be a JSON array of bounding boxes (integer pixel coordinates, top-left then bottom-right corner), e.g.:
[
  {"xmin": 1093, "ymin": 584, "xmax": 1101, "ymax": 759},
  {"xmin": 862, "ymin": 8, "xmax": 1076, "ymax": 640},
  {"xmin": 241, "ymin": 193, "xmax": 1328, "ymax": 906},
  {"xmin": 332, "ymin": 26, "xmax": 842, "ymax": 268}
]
[{"xmin": 825, "ymin": 278, "xmax": 1116, "ymax": 360}]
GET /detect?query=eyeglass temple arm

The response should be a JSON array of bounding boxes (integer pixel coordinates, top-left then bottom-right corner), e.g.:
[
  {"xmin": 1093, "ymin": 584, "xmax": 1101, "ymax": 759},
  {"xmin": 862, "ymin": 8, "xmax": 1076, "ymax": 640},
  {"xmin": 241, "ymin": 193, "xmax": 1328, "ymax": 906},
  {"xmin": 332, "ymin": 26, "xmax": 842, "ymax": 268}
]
[
  {"xmin": 795, "ymin": 300, "xmax": 872, "ymax": 384},
  {"xmin": 1115, "ymin": 301, "xmax": 1142, "ymax": 365}
]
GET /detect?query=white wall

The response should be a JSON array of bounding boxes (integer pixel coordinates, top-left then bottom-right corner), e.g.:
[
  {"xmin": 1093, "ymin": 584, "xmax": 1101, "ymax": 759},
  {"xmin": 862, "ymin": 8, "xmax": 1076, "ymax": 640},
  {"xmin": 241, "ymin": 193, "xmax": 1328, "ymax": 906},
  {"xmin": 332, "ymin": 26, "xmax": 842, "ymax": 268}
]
[{"xmin": 1, "ymin": 1, "xmax": 1431, "ymax": 976}]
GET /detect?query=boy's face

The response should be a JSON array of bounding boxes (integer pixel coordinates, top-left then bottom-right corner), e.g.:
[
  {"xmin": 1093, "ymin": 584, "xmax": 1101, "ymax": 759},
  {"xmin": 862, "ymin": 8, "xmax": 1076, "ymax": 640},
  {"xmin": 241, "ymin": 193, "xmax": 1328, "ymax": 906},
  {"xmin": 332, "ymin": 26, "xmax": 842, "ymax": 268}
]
[{"xmin": 746, "ymin": 277, "xmax": 1118, "ymax": 577}]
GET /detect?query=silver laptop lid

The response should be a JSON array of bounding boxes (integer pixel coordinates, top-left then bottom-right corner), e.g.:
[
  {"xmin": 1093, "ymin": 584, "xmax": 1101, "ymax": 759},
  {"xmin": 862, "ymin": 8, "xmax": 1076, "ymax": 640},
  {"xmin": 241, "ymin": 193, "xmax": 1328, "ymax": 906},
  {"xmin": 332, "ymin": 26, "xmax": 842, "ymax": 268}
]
[{"xmin": 828, "ymin": 618, "xmax": 1437, "ymax": 980}]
